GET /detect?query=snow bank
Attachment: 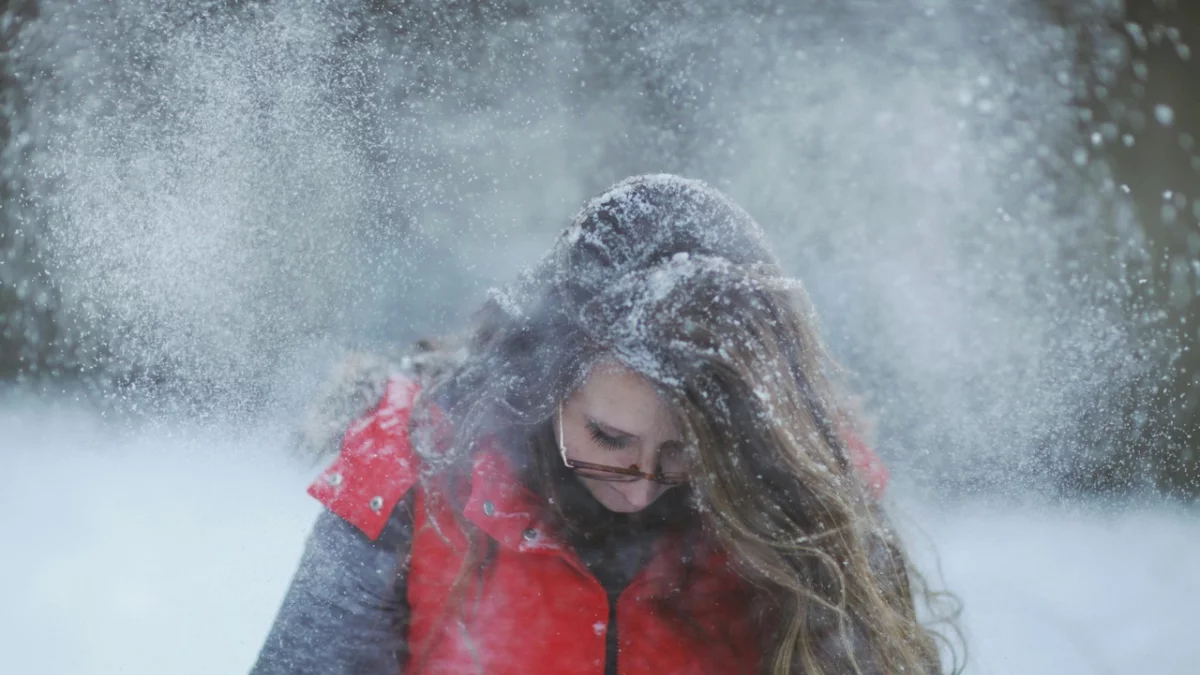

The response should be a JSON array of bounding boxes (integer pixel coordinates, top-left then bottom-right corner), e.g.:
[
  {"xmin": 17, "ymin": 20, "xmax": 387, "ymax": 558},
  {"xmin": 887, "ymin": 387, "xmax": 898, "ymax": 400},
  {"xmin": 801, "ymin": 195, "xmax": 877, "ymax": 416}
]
[
  {"xmin": 0, "ymin": 405, "xmax": 318, "ymax": 674},
  {"xmin": 0, "ymin": 406, "xmax": 1195, "ymax": 674}
]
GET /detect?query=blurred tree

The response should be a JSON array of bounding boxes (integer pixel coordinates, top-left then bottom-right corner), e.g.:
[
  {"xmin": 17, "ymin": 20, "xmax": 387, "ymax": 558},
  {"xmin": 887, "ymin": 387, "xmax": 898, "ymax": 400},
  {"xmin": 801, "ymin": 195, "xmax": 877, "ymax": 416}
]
[
  {"xmin": 0, "ymin": 0, "xmax": 60, "ymax": 384},
  {"xmin": 1053, "ymin": 0, "xmax": 1200, "ymax": 496}
]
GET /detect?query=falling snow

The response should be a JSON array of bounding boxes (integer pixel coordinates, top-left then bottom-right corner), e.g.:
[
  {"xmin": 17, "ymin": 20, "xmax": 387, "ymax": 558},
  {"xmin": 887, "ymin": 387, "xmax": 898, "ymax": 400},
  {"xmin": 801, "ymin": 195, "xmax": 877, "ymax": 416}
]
[
  {"xmin": 1156, "ymin": 104, "xmax": 1176, "ymax": 127},
  {"xmin": 1, "ymin": 0, "xmax": 1197, "ymax": 673}
]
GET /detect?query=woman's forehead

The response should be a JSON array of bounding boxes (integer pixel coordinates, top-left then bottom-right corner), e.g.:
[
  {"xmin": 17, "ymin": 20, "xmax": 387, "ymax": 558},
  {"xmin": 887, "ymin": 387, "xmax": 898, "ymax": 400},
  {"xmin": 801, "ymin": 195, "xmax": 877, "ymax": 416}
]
[{"xmin": 573, "ymin": 360, "xmax": 679, "ymax": 438}]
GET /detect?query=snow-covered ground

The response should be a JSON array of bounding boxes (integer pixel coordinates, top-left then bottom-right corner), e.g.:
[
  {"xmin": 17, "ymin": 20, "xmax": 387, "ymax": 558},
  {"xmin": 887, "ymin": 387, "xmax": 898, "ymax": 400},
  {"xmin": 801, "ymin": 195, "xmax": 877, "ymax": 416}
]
[{"xmin": 1, "ymin": 405, "xmax": 1197, "ymax": 674}]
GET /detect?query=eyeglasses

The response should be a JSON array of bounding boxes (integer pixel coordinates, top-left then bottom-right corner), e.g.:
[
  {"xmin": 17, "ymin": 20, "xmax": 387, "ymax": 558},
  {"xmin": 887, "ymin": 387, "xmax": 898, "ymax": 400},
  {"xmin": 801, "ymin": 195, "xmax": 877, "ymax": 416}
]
[{"xmin": 556, "ymin": 403, "xmax": 688, "ymax": 486}]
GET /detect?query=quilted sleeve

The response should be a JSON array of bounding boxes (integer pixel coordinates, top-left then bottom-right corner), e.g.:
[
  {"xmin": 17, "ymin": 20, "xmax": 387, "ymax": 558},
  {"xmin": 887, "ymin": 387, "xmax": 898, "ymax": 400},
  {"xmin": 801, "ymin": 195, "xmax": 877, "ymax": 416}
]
[{"xmin": 249, "ymin": 494, "xmax": 415, "ymax": 675}]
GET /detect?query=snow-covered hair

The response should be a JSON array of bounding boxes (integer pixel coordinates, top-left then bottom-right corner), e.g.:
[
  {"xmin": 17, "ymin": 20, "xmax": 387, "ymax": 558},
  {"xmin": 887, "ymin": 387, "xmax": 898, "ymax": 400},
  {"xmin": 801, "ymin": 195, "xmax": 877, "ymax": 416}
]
[{"xmin": 418, "ymin": 174, "xmax": 796, "ymax": 449}]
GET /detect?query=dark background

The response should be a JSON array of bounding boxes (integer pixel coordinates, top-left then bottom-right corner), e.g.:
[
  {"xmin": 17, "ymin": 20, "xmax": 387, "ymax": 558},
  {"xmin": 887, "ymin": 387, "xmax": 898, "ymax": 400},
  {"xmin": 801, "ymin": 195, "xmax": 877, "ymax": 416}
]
[{"xmin": 1, "ymin": 0, "xmax": 1196, "ymax": 499}]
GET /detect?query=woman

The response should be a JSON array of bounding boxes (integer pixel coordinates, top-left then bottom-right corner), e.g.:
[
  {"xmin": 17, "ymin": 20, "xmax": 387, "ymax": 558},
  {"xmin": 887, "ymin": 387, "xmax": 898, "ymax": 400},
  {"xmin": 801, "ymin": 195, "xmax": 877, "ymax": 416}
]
[{"xmin": 251, "ymin": 175, "xmax": 960, "ymax": 675}]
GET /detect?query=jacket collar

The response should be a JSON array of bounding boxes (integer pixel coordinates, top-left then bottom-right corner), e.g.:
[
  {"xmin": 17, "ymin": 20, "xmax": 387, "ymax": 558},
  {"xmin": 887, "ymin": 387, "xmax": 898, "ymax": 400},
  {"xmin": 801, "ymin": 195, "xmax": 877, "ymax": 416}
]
[
  {"xmin": 462, "ymin": 443, "xmax": 573, "ymax": 557},
  {"xmin": 458, "ymin": 439, "xmax": 741, "ymax": 598}
]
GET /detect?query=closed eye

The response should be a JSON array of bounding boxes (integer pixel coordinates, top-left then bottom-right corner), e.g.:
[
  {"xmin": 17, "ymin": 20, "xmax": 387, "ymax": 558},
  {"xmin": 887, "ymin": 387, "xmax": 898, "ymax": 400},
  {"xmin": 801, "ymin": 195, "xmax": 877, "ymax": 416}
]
[{"xmin": 586, "ymin": 420, "xmax": 633, "ymax": 450}]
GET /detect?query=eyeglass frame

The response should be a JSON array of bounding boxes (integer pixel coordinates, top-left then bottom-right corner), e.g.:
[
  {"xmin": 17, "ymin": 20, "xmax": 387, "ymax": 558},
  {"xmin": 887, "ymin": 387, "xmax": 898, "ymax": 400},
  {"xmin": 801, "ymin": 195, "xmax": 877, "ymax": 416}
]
[{"xmin": 556, "ymin": 402, "xmax": 688, "ymax": 486}]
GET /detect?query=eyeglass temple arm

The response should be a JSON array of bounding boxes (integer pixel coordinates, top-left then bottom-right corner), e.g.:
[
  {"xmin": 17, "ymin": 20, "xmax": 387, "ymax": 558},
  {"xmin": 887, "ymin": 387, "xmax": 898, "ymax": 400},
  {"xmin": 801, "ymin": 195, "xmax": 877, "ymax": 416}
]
[{"xmin": 557, "ymin": 402, "xmax": 571, "ymax": 464}]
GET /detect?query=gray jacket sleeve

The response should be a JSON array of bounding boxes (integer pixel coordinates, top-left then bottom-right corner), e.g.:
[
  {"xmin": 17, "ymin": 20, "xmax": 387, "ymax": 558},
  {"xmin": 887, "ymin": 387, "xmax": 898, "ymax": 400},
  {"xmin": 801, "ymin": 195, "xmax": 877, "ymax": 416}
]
[{"xmin": 250, "ymin": 494, "xmax": 414, "ymax": 675}]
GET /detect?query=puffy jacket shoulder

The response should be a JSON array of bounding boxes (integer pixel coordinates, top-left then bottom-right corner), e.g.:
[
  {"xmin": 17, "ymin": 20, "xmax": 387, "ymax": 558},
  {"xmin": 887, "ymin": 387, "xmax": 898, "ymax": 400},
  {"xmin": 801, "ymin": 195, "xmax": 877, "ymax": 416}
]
[{"xmin": 307, "ymin": 375, "xmax": 422, "ymax": 541}]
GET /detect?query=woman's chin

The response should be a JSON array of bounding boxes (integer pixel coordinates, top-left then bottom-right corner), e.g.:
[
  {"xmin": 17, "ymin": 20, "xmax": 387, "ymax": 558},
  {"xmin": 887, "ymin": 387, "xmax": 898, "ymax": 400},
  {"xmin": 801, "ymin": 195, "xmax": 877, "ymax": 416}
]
[
  {"xmin": 584, "ymin": 481, "xmax": 662, "ymax": 513},
  {"xmin": 598, "ymin": 499, "xmax": 645, "ymax": 514}
]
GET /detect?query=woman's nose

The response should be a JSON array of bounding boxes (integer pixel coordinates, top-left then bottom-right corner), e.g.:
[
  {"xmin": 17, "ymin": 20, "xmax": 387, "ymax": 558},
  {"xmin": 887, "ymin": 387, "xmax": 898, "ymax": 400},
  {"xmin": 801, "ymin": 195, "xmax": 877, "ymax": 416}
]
[{"xmin": 615, "ymin": 476, "xmax": 659, "ymax": 510}]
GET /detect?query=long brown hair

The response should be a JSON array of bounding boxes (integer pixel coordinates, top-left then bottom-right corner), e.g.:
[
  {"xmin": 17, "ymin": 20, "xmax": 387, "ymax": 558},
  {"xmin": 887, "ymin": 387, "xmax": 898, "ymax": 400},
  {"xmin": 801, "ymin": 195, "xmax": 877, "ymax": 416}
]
[{"xmin": 406, "ymin": 174, "xmax": 963, "ymax": 674}]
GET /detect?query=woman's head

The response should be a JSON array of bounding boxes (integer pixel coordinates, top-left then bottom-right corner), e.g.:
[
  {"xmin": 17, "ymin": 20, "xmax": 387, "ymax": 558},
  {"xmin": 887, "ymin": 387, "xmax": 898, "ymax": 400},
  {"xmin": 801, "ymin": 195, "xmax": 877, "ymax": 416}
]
[
  {"xmin": 415, "ymin": 174, "xmax": 956, "ymax": 674},
  {"xmin": 422, "ymin": 174, "xmax": 850, "ymax": 504}
]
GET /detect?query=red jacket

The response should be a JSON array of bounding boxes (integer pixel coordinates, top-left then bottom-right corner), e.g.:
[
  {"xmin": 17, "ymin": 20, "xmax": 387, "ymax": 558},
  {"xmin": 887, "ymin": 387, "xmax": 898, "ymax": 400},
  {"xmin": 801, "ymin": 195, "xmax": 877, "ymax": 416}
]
[{"xmin": 307, "ymin": 376, "xmax": 888, "ymax": 674}]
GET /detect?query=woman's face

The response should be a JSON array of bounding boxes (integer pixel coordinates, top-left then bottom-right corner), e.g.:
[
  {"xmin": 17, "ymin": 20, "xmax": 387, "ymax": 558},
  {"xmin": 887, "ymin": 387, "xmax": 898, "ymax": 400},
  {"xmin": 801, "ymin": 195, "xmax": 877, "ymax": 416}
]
[{"xmin": 555, "ymin": 360, "xmax": 686, "ymax": 513}]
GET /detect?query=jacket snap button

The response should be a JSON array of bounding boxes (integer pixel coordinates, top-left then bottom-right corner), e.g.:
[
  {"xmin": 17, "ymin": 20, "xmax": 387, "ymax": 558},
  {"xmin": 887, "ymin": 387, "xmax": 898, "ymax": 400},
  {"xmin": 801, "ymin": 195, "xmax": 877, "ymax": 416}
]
[
  {"xmin": 522, "ymin": 528, "xmax": 538, "ymax": 541},
  {"xmin": 326, "ymin": 472, "xmax": 343, "ymax": 486},
  {"xmin": 369, "ymin": 496, "xmax": 384, "ymax": 512},
  {"xmin": 482, "ymin": 500, "xmax": 495, "ymax": 516}
]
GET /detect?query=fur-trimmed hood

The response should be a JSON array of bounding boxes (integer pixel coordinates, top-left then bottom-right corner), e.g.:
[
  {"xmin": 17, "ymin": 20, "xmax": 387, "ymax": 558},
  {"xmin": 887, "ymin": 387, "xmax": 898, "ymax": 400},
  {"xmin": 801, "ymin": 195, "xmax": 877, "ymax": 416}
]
[{"xmin": 290, "ymin": 343, "xmax": 462, "ymax": 463}]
